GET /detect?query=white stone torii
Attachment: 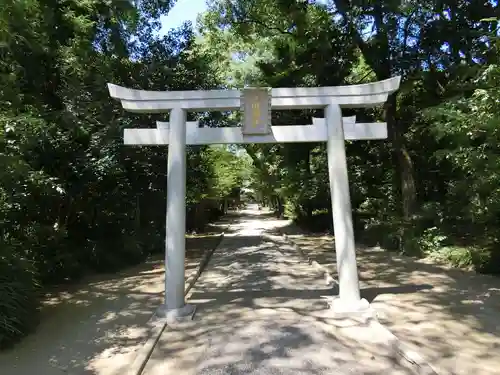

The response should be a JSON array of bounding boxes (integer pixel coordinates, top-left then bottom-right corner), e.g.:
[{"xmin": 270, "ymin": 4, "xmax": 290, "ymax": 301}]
[{"xmin": 108, "ymin": 77, "xmax": 401, "ymax": 321}]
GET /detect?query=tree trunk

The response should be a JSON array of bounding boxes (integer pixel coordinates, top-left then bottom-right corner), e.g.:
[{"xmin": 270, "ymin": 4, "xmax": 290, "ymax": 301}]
[
  {"xmin": 305, "ymin": 146, "xmax": 313, "ymax": 220},
  {"xmin": 385, "ymin": 94, "xmax": 417, "ymax": 220},
  {"xmin": 277, "ymin": 196, "xmax": 284, "ymax": 218}
]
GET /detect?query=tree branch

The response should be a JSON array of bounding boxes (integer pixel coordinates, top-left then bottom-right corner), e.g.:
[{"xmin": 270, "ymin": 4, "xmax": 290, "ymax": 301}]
[
  {"xmin": 234, "ymin": 18, "xmax": 294, "ymax": 36},
  {"xmin": 330, "ymin": 0, "xmax": 378, "ymax": 75}
]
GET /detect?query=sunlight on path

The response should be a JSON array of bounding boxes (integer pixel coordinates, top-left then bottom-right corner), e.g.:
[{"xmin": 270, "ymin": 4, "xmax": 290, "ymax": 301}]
[
  {"xmin": 279, "ymin": 224, "xmax": 500, "ymax": 375},
  {"xmin": 142, "ymin": 206, "xmax": 416, "ymax": 375},
  {"xmin": 0, "ymin": 230, "xmax": 223, "ymax": 375}
]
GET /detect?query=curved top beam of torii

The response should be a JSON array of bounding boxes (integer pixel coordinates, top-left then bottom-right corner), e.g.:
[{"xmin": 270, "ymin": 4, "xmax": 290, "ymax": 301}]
[{"xmin": 107, "ymin": 76, "xmax": 401, "ymax": 113}]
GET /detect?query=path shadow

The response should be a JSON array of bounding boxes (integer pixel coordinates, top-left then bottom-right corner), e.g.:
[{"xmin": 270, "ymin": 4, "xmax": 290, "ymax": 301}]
[
  {"xmin": 146, "ymin": 230, "xmax": 418, "ymax": 375},
  {"xmin": 269, "ymin": 221, "xmax": 500, "ymax": 375},
  {"xmin": 0, "ymin": 233, "xmax": 224, "ymax": 375},
  {"xmin": 360, "ymin": 284, "xmax": 434, "ymax": 303}
]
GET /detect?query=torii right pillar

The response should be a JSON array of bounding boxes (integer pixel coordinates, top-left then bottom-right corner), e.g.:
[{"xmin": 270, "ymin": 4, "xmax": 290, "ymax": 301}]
[{"xmin": 325, "ymin": 103, "xmax": 368, "ymax": 314}]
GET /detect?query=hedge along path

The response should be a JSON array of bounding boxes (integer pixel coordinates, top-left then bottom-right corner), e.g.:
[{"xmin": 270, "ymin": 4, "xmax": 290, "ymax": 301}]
[
  {"xmin": 276, "ymin": 222, "xmax": 500, "ymax": 375},
  {"xmin": 0, "ymin": 221, "xmax": 227, "ymax": 375}
]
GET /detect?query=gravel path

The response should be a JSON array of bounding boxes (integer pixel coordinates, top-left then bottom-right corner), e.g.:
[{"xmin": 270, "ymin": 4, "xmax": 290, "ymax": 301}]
[
  {"xmin": 0, "ymin": 227, "xmax": 224, "ymax": 375},
  {"xmin": 279, "ymin": 223, "xmax": 500, "ymax": 375},
  {"xmin": 143, "ymin": 207, "xmax": 416, "ymax": 375}
]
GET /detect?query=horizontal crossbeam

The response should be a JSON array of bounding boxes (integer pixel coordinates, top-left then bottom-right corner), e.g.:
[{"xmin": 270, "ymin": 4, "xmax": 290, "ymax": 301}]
[
  {"xmin": 123, "ymin": 118, "xmax": 387, "ymax": 146},
  {"xmin": 108, "ymin": 77, "xmax": 401, "ymax": 112}
]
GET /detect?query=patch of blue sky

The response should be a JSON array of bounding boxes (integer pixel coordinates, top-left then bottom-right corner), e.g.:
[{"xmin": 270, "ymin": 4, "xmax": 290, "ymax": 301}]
[
  {"xmin": 158, "ymin": 0, "xmax": 208, "ymax": 37},
  {"xmin": 158, "ymin": 0, "xmax": 331, "ymax": 36},
  {"xmin": 156, "ymin": 0, "xmax": 495, "ymax": 69}
]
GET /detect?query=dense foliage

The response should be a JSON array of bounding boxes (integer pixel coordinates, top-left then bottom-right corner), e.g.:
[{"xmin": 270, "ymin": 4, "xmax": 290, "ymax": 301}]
[
  {"xmin": 1, "ymin": 0, "xmax": 499, "ymax": 348},
  {"xmin": 198, "ymin": 0, "xmax": 500, "ymax": 267},
  {"xmin": 0, "ymin": 0, "xmax": 249, "ymax": 348}
]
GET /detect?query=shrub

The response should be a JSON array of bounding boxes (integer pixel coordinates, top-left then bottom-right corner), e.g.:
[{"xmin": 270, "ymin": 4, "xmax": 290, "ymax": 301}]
[
  {"xmin": 28, "ymin": 225, "xmax": 83, "ymax": 285},
  {"xmin": 427, "ymin": 246, "xmax": 475, "ymax": 268},
  {"xmin": 0, "ymin": 248, "xmax": 41, "ymax": 349},
  {"xmin": 84, "ymin": 233, "xmax": 147, "ymax": 273}
]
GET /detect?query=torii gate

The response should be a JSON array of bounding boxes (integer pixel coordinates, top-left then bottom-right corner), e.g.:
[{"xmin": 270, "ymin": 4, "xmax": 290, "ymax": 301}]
[{"xmin": 108, "ymin": 77, "xmax": 401, "ymax": 321}]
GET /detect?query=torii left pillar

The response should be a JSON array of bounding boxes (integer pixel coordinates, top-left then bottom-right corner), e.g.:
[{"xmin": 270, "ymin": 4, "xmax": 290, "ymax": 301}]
[{"xmin": 157, "ymin": 107, "xmax": 196, "ymax": 322}]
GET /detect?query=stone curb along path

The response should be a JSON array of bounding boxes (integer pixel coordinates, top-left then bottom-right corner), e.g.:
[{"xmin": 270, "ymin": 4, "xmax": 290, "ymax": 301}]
[
  {"xmin": 127, "ymin": 225, "xmax": 229, "ymax": 375},
  {"xmin": 271, "ymin": 229, "xmax": 441, "ymax": 375}
]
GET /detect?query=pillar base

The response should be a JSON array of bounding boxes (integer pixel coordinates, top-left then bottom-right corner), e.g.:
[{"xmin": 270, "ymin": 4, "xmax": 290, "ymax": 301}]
[
  {"xmin": 323, "ymin": 296, "xmax": 373, "ymax": 318},
  {"xmin": 156, "ymin": 303, "xmax": 196, "ymax": 325}
]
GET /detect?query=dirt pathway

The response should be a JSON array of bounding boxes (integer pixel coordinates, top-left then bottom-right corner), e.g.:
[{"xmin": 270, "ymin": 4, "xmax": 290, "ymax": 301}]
[
  {"xmin": 142, "ymin": 207, "xmax": 419, "ymax": 375},
  {"xmin": 277, "ymin": 223, "xmax": 500, "ymax": 375},
  {"xmin": 0, "ymin": 224, "xmax": 225, "ymax": 375}
]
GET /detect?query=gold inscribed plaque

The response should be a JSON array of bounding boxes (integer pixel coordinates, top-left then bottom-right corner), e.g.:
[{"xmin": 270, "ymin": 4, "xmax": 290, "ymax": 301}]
[{"xmin": 241, "ymin": 87, "xmax": 271, "ymax": 135}]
